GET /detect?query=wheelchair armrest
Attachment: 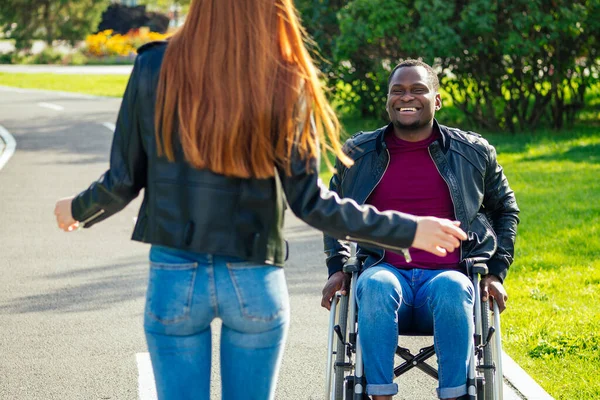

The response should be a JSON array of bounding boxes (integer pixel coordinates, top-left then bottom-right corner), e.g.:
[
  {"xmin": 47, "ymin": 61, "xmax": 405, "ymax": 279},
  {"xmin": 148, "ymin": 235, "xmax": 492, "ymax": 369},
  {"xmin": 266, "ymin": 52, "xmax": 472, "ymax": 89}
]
[
  {"xmin": 471, "ymin": 263, "xmax": 488, "ymax": 276},
  {"xmin": 343, "ymin": 256, "xmax": 362, "ymax": 273}
]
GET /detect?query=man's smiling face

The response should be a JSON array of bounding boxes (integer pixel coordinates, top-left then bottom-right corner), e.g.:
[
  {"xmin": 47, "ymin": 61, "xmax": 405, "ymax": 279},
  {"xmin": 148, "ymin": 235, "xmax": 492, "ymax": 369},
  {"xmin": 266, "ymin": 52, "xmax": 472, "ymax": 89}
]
[{"xmin": 386, "ymin": 65, "xmax": 441, "ymax": 133}]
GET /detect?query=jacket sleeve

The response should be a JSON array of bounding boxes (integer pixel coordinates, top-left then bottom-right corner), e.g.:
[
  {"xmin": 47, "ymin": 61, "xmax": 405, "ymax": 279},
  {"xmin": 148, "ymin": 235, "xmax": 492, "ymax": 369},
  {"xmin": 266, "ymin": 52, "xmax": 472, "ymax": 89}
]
[
  {"xmin": 71, "ymin": 56, "xmax": 147, "ymax": 227},
  {"xmin": 483, "ymin": 143, "xmax": 520, "ymax": 282},
  {"xmin": 322, "ymin": 155, "xmax": 352, "ymax": 277},
  {"xmin": 278, "ymin": 137, "xmax": 418, "ymax": 278}
]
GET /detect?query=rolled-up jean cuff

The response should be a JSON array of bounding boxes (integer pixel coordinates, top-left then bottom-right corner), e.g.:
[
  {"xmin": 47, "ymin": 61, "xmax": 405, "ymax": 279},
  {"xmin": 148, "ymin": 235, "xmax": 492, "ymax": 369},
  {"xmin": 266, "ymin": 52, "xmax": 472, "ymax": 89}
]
[
  {"xmin": 437, "ymin": 383, "xmax": 467, "ymax": 399},
  {"xmin": 367, "ymin": 383, "xmax": 398, "ymax": 396}
]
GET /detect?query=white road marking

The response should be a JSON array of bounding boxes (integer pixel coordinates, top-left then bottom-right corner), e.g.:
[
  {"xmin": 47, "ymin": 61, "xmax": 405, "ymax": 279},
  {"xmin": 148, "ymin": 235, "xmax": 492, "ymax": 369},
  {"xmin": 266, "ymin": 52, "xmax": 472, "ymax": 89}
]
[
  {"xmin": 0, "ymin": 124, "xmax": 17, "ymax": 171},
  {"xmin": 136, "ymin": 353, "xmax": 158, "ymax": 400},
  {"xmin": 37, "ymin": 102, "xmax": 64, "ymax": 111},
  {"xmin": 102, "ymin": 122, "xmax": 116, "ymax": 132}
]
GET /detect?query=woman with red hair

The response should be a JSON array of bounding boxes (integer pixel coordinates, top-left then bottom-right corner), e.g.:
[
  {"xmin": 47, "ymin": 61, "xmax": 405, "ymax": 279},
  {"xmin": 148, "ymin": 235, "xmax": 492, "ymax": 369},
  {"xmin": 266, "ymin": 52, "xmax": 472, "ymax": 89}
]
[{"xmin": 54, "ymin": 1, "xmax": 466, "ymax": 398}]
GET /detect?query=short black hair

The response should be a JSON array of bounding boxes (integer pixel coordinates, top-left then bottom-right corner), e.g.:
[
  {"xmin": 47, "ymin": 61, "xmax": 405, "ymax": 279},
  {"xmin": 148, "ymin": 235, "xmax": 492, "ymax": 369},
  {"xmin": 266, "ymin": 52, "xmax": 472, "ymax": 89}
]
[{"xmin": 387, "ymin": 59, "xmax": 439, "ymax": 91}]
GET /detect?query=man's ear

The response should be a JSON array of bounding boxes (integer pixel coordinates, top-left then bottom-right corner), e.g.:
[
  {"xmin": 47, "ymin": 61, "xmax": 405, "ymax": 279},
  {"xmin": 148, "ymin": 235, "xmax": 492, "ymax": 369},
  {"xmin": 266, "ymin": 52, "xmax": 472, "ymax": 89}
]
[{"xmin": 435, "ymin": 93, "xmax": 442, "ymax": 111}]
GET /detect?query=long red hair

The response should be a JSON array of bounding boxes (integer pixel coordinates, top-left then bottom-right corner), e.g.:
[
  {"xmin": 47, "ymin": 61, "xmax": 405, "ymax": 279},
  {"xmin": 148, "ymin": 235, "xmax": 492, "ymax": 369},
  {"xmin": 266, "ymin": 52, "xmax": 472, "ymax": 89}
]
[{"xmin": 154, "ymin": 0, "xmax": 352, "ymax": 178}]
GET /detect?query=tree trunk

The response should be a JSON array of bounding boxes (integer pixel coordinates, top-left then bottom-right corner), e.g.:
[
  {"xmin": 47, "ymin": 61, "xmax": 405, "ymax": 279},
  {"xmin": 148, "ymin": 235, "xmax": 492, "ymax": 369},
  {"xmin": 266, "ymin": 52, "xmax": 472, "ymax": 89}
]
[{"xmin": 43, "ymin": 0, "xmax": 53, "ymax": 46}]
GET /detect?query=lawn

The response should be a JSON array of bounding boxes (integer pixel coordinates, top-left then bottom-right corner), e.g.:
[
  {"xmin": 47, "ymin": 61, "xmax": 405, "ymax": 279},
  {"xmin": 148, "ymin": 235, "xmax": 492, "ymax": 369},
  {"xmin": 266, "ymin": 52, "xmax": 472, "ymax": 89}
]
[
  {"xmin": 489, "ymin": 128, "xmax": 600, "ymax": 399},
  {"xmin": 1, "ymin": 73, "xmax": 599, "ymax": 399},
  {"xmin": 0, "ymin": 72, "xmax": 128, "ymax": 97}
]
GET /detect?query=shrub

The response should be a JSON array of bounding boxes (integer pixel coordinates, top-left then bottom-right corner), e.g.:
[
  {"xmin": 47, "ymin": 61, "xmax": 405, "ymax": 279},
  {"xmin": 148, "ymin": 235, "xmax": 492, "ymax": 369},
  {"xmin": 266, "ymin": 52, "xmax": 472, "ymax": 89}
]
[
  {"xmin": 30, "ymin": 48, "xmax": 63, "ymax": 64},
  {"xmin": 300, "ymin": 0, "xmax": 600, "ymax": 132},
  {"xmin": 61, "ymin": 51, "xmax": 88, "ymax": 66},
  {"xmin": 0, "ymin": 52, "xmax": 13, "ymax": 64},
  {"xmin": 98, "ymin": 4, "xmax": 169, "ymax": 35}
]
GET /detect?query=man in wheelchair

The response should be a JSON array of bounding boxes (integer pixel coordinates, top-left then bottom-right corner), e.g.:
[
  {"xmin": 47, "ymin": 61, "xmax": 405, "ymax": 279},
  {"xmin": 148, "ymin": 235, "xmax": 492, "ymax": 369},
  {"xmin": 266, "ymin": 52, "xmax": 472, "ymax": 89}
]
[{"xmin": 321, "ymin": 60, "xmax": 519, "ymax": 400}]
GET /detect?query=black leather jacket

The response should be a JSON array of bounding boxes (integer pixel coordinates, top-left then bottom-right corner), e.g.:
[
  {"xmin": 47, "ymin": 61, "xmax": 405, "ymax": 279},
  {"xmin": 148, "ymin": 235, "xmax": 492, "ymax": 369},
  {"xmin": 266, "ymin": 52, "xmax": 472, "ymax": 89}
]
[
  {"xmin": 71, "ymin": 41, "xmax": 424, "ymax": 267},
  {"xmin": 324, "ymin": 122, "xmax": 519, "ymax": 282}
]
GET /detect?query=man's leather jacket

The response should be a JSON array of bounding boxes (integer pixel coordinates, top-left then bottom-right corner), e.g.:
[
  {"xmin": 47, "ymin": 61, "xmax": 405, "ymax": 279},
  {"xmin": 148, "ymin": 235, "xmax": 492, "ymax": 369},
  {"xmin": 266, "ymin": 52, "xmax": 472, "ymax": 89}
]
[
  {"xmin": 324, "ymin": 122, "xmax": 519, "ymax": 282},
  {"xmin": 70, "ymin": 41, "xmax": 424, "ymax": 267}
]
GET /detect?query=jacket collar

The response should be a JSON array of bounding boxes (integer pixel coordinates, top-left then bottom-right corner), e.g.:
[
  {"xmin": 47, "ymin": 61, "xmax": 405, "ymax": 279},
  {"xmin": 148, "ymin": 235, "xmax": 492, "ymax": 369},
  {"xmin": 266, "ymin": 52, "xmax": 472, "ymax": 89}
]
[{"xmin": 377, "ymin": 119, "xmax": 450, "ymax": 154}]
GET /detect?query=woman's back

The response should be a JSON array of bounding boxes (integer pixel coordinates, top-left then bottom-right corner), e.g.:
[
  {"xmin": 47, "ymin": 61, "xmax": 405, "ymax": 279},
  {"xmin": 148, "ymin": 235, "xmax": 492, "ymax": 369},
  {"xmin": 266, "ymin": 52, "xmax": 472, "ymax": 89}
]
[{"xmin": 72, "ymin": 41, "xmax": 290, "ymax": 264}]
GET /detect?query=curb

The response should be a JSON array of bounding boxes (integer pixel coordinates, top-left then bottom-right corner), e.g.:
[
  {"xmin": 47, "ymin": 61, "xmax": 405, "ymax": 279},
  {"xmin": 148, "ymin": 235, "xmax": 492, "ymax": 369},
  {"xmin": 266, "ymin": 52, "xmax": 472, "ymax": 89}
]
[
  {"xmin": 503, "ymin": 351, "xmax": 554, "ymax": 399},
  {"xmin": 0, "ymin": 124, "xmax": 16, "ymax": 171}
]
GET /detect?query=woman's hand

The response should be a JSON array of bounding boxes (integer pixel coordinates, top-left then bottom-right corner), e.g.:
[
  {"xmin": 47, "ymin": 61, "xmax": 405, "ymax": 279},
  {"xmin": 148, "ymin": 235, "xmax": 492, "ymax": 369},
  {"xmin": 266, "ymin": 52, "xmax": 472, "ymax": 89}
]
[
  {"xmin": 412, "ymin": 217, "xmax": 467, "ymax": 256},
  {"xmin": 54, "ymin": 196, "xmax": 79, "ymax": 232}
]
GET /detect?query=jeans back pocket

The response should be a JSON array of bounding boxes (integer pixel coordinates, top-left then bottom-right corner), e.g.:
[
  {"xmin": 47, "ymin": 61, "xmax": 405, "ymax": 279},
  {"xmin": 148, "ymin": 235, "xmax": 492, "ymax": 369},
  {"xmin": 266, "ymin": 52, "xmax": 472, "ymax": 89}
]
[
  {"xmin": 145, "ymin": 261, "xmax": 198, "ymax": 325},
  {"xmin": 226, "ymin": 263, "xmax": 289, "ymax": 323}
]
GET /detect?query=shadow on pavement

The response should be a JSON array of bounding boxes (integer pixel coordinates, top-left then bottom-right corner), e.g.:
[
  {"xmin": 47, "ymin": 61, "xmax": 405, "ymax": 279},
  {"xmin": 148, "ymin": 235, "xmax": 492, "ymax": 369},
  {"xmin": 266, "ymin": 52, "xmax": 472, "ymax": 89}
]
[{"xmin": 0, "ymin": 257, "xmax": 148, "ymax": 314}]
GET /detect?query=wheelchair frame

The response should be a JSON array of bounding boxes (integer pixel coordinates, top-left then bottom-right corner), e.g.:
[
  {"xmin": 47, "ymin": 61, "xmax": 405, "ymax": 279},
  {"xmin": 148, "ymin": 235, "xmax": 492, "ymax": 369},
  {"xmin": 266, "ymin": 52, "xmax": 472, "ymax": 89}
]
[{"xmin": 325, "ymin": 252, "xmax": 504, "ymax": 400}]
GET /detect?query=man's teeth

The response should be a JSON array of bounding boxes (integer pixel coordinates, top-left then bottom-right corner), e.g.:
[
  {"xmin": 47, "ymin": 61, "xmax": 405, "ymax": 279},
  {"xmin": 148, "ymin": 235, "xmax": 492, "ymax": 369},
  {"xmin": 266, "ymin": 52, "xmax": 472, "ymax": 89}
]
[{"xmin": 400, "ymin": 107, "xmax": 417, "ymax": 112}]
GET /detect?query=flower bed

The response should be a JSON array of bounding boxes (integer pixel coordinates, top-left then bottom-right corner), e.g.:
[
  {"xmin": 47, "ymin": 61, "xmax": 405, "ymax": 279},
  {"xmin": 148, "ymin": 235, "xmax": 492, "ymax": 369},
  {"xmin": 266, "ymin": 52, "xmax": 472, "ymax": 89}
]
[{"xmin": 84, "ymin": 28, "xmax": 169, "ymax": 59}]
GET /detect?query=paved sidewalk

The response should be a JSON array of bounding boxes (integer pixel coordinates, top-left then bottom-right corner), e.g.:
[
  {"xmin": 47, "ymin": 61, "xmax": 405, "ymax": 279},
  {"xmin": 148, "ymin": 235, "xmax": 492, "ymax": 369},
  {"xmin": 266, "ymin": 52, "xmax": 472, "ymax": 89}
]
[{"xmin": 0, "ymin": 64, "xmax": 133, "ymax": 75}]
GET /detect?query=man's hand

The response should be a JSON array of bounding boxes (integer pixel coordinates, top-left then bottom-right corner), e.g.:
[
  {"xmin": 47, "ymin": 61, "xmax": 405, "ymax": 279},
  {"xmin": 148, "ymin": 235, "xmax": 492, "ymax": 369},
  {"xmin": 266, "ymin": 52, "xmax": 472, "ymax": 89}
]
[
  {"xmin": 321, "ymin": 271, "xmax": 350, "ymax": 310},
  {"xmin": 412, "ymin": 217, "xmax": 467, "ymax": 257},
  {"xmin": 480, "ymin": 275, "xmax": 508, "ymax": 313},
  {"xmin": 54, "ymin": 196, "xmax": 79, "ymax": 232}
]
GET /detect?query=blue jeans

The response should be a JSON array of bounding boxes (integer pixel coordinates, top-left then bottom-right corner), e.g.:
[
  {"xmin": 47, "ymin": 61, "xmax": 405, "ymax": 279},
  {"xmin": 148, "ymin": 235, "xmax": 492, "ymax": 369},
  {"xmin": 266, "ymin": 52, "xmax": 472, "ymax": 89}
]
[
  {"xmin": 356, "ymin": 264, "xmax": 474, "ymax": 399},
  {"xmin": 144, "ymin": 245, "xmax": 290, "ymax": 400}
]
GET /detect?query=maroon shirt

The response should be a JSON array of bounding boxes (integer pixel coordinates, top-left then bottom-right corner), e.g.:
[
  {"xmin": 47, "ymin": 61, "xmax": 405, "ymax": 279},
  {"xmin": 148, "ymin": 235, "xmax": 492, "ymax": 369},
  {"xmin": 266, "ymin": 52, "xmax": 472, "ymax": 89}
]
[{"xmin": 366, "ymin": 128, "xmax": 460, "ymax": 270}]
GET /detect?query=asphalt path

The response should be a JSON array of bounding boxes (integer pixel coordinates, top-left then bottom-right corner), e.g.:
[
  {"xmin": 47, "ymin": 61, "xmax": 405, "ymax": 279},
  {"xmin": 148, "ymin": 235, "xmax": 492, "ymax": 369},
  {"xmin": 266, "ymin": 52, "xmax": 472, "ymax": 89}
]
[{"xmin": 0, "ymin": 86, "xmax": 526, "ymax": 400}]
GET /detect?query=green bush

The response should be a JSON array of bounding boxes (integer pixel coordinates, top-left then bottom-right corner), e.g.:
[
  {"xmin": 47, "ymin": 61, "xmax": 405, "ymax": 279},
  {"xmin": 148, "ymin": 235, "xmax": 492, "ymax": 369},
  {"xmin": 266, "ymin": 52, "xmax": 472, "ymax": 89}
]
[
  {"xmin": 61, "ymin": 51, "xmax": 88, "ymax": 66},
  {"xmin": 30, "ymin": 48, "xmax": 63, "ymax": 64},
  {"xmin": 0, "ymin": 51, "xmax": 29, "ymax": 64},
  {"xmin": 0, "ymin": 52, "xmax": 13, "ymax": 64},
  {"xmin": 299, "ymin": 0, "xmax": 600, "ymax": 132}
]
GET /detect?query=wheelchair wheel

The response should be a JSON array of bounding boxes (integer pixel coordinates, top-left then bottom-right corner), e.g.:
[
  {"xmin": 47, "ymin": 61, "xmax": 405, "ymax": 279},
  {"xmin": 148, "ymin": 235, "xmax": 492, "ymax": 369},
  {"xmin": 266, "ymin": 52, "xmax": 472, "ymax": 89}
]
[
  {"xmin": 334, "ymin": 294, "xmax": 349, "ymax": 400},
  {"xmin": 480, "ymin": 299, "xmax": 495, "ymax": 400}
]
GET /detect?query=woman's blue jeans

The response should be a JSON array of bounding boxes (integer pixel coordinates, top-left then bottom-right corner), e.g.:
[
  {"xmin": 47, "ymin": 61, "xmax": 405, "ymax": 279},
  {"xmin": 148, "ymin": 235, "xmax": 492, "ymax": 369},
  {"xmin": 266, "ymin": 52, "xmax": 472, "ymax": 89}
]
[
  {"xmin": 144, "ymin": 245, "xmax": 290, "ymax": 400},
  {"xmin": 356, "ymin": 264, "xmax": 474, "ymax": 399}
]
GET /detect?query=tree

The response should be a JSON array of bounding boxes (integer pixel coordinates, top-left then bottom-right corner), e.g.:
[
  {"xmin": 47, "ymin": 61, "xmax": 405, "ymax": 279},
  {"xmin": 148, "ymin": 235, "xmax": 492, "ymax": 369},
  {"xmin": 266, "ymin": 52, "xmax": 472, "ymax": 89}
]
[
  {"xmin": 295, "ymin": 0, "xmax": 344, "ymax": 72},
  {"xmin": 0, "ymin": 0, "xmax": 110, "ymax": 50},
  {"xmin": 319, "ymin": 0, "xmax": 600, "ymax": 131}
]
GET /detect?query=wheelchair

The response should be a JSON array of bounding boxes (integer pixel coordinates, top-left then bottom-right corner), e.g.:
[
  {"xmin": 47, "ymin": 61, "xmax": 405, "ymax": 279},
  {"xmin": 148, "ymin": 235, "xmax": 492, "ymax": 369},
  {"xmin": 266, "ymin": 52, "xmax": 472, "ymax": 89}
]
[{"xmin": 325, "ymin": 247, "xmax": 505, "ymax": 400}]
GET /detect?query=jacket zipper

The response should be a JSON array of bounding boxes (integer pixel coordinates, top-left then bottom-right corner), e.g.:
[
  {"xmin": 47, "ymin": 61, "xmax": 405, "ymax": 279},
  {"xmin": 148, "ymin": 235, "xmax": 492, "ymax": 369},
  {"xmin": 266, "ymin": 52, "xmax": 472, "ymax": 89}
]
[
  {"xmin": 356, "ymin": 148, "xmax": 412, "ymax": 264},
  {"xmin": 80, "ymin": 209, "xmax": 105, "ymax": 226},
  {"xmin": 428, "ymin": 147, "xmax": 463, "ymax": 262}
]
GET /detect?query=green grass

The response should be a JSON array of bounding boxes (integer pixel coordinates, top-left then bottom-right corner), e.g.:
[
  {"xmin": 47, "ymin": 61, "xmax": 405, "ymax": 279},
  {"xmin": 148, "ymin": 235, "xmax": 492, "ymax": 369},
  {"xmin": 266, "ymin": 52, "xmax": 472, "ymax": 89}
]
[
  {"xmin": 487, "ymin": 128, "xmax": 600, "ymax": 399},
  {"xmin": 1, "ymin": 72, "xmax": 599, "ymax": 398},
  {"xmin": 0, "ymin": 72, "xmax": 128, "ymax": 97}
]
